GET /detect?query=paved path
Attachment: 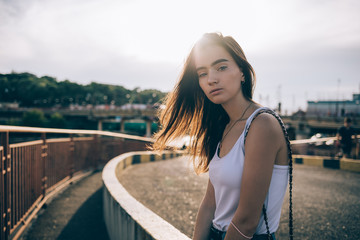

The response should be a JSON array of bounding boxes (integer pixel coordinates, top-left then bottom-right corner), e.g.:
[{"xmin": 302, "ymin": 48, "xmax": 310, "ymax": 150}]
[
  {"xmin": 22, "ymin": 171, "xmax": 109, "ymax": 240},
  {"xmin": 120, "ymin": 156, "xmax": 360, "ymax": 240}
]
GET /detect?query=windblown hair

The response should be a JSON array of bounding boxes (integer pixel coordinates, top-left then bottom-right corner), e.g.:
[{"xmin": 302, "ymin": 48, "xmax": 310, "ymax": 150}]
[{"xmin": 152, "ymin": 33, "xmax": 256, "ymax": 174}]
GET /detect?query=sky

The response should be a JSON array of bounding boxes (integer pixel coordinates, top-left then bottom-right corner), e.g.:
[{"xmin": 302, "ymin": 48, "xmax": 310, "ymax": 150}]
[{"xmin": 0, "ymin": 0, "xmax": 359, "ymax": 114}]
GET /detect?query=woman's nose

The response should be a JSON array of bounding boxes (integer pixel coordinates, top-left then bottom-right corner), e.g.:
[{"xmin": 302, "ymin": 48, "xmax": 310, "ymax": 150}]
[{"xmin": 208, "ymin": 71, "xmax": 218, "ymax": 84}]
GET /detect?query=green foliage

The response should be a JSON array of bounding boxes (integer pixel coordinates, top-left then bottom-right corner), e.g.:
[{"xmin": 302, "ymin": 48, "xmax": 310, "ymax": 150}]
[
  {"xmin": 138, "ymin": 89, "xmax": 165, "ymax": 104},
  {"xmin": 22, "ymin": 110, "xmax": 47, "ymax": 127},
  {"xmin": 20, "ymin": 110, "xmax": 67, "ymax": 128},
  {"xmin": 0, "ymin": 72, "xmax": 167, "ymax": 107},
  {"xmin": 6, "ymin": 118, "xmax": 22, "ymax": 126},
  {"xmin": 48, "ymin": 112, "xmax": 66, "ymax": 128}
]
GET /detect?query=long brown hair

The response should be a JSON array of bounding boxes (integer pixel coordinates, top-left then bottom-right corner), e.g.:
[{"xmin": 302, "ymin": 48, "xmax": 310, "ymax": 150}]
[{"xmin": 152, "ymin": 32, "xmax": 256, "ymax": 174}]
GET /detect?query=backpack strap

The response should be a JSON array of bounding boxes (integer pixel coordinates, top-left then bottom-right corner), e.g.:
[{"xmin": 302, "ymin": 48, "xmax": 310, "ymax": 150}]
[{"xmin": 243, "ymin": 108, "xmax": 293, "ymax": 240}]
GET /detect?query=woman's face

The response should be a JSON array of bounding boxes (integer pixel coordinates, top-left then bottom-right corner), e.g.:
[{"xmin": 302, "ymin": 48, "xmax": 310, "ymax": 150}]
[{"xmin": 194, "ymin": 43, "xmax": 244, "ymax": 105}]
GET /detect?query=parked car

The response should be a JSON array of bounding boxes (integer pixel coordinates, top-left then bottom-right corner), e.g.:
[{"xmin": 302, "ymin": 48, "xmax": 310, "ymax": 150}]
[{"xmin": 310, "ymin": 133, "xmax": 335, "ymax": 146}]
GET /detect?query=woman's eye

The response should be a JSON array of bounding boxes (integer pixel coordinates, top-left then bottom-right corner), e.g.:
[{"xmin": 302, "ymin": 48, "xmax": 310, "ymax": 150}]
[
  {"xmin": 198, "ymin": 72, "xmax": 207, "ymax": 78},
  {"xmin": 218, "ymin": 65, "xmax": 228, "ymax": 71}
]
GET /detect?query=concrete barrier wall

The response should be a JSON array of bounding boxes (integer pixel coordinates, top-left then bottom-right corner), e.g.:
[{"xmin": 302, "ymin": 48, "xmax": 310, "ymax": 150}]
[
  {"xmin": 293, "ymin": 155, "xmax": 360, "ymax": 173},
  {"xmin": 102, "ymin": 151, "xmax": 191, "ymax": 240}
]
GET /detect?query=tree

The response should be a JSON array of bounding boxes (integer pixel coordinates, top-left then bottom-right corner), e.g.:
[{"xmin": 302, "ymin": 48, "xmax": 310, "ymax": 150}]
[
  {"xmin": 22, "ymin": 110, "xmax": 47, "ymax": 127},
  {"xmin": 0, "ymin": 72, "xmax": 167, "ymax": 107},
  {"xmin": 48, "ymin": 112, "xmax": 66, "ymax": 128}
]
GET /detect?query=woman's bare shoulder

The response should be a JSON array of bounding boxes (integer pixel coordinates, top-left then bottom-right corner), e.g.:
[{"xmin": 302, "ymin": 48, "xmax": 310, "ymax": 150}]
[
  {"xmin": 247, "ymin": 112, "xmax": 284, "ymax": 143},
  {"xmin": 251, "ymin": 111, "xmax": 281, "ymax": 129}
]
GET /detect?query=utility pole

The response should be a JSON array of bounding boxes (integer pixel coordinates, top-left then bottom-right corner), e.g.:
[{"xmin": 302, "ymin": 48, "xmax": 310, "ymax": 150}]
[
  {"xmin": 277, "ymin": 84, "xmax": 282, "ymax": 115},
  {"xmin": 336, "ymin": 78, "xmax": 341, "ymax": 117}
]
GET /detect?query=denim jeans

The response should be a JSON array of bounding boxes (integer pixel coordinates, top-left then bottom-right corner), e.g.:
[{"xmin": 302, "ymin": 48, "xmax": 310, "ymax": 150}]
[{"xmin": 209, "ymin": 226, "xmax": 276, "ymax": 240}]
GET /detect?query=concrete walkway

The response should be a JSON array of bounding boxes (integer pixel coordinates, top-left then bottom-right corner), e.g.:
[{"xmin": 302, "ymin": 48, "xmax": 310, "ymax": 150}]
[{"xmin": 22, "ymin": 171, "xmax": 109, "ymax": 240}]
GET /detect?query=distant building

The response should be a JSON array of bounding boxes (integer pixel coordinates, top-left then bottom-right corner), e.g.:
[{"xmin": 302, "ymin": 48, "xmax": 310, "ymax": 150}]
[
  {"xmin": 0, "ymin": 102, "xmax": 19, "ymax": 109},
  {"xmin": 120, "ymin": 103, "xmax": 148, "ymax": 110},
  {"xmin": 307, "ymin": 94, "xmax": 360, "ymax": 117}
]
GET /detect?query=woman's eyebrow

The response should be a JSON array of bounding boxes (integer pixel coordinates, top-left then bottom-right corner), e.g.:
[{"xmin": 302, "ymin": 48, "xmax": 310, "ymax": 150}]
[{"xmin": 196, "ymin": 58, "xmax": 229, "ymax": 72}]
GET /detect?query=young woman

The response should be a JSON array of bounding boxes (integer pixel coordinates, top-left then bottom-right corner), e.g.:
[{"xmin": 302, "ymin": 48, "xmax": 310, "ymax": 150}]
[{"xmin": 153, "ymin": 33, "xmax": 293, "ymax": 240}]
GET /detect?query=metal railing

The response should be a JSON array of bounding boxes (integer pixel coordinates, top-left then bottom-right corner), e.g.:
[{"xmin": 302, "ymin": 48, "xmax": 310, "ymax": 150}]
[{"xmin": 0, "ymin": 125, "xmax": 153, "ymax": 240}]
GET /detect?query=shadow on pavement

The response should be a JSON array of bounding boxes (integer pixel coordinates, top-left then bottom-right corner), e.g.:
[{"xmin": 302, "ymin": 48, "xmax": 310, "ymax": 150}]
[{"xmin": 57, "ymin": 187, "xmax": 110, "ymax": 240}]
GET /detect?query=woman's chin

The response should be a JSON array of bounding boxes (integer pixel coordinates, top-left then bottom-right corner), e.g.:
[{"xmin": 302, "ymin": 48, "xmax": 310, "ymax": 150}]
[{"xmin": 208, "ymin": 98, "xmax": 226, "ymax": 105}]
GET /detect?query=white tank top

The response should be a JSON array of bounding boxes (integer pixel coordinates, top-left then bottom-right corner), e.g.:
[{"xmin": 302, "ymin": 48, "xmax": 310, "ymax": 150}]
[{"xmin": 209, "ymin": 107, "xmax": 289, "ymax": 234}]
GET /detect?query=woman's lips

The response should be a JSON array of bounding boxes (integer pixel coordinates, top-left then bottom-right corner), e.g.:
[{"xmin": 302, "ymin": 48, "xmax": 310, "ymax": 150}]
[{"xmin": 210, "ymin": 88, "xmax": 222, "ymax": 95}]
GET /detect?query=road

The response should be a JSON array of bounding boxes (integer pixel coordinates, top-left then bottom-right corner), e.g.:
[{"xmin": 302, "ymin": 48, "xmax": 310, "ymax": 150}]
[{"xmin": 277, "ymin": 163, "xmax": 360, "ymax": 240}]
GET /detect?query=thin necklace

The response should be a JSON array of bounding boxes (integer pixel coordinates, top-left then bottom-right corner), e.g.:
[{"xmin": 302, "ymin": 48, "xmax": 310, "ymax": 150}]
[{"xmin": 219, "ymin": 102, "xmax": 253, "ymax": 149}]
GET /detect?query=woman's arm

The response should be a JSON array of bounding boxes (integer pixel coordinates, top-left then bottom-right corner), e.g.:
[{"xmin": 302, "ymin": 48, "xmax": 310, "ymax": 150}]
[
  {"xmin": 193, "ymin": 179, "xmax": 216, "ymax": 240},
  {"xmin": 225, "ymin": 113, "xmax": 286, "ymax": 240}
]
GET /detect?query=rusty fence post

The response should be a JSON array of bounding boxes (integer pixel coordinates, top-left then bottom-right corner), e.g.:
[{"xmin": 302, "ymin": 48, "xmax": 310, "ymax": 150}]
[
  {"xmin": 41, "ymin": 133, "xmax": 48, "ymax": 198},
  {"xmin": 69, "ymin": 134, "xmax": 75, "ymax": 179},
  {"xmin": 92, "ymin": 135, "xmax": 99, "ymax": 171},
  {"xmin": 1, "ymin": 132, "xmax": 10, "ymax": 240}
]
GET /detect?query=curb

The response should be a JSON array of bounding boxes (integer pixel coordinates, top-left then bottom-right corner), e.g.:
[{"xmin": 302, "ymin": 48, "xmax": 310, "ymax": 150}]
[
  {"xmin": 102, "ymin": 150, "xmax": 190, "ymax": 240},
  {"xmin": 293, "ymin": 155, "xmax": 360, "ymax": 173},
  {"xmin": 116, "ymin": 152, "xmax": 179, "ymax": 173}
]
